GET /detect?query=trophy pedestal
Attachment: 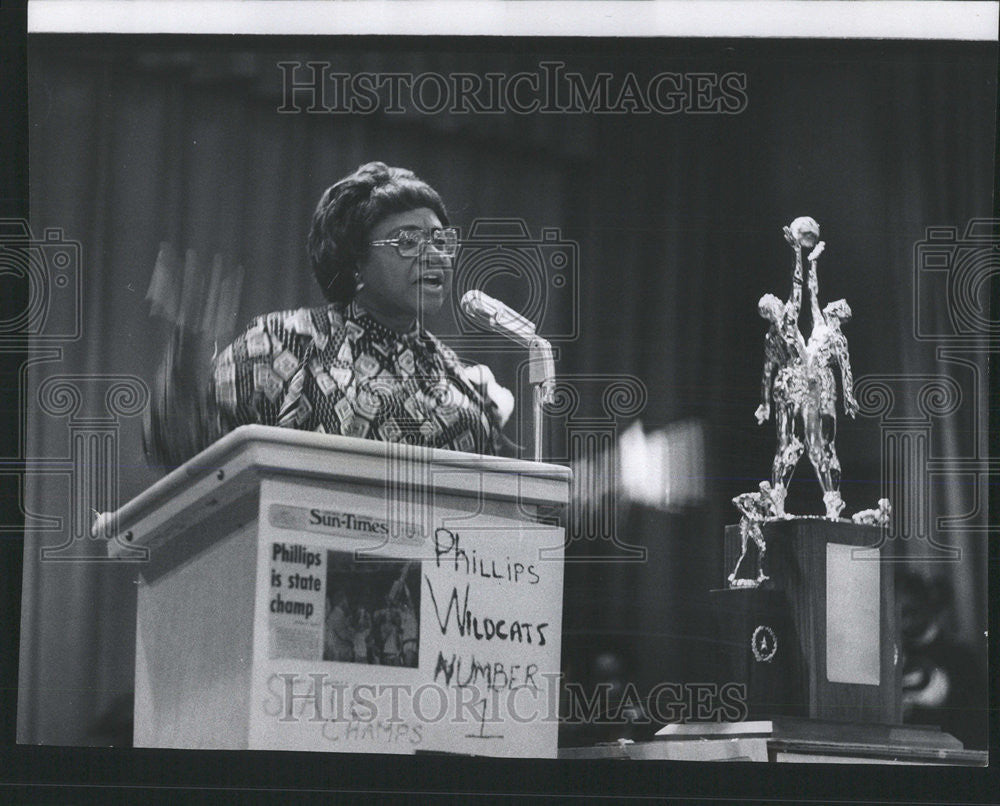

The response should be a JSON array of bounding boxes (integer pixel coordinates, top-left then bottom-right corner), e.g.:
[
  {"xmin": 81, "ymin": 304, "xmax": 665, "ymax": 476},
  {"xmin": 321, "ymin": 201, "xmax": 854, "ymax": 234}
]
[{"xmin": 711, "ymin": 519, "xmax": 900, "ymax": 725}]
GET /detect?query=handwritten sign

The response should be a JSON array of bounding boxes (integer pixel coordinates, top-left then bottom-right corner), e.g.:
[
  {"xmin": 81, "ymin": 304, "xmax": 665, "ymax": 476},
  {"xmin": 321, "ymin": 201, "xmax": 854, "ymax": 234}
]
[{"xmin": 249, "ymin": 478, "xmax": 564, "ymax": 757}]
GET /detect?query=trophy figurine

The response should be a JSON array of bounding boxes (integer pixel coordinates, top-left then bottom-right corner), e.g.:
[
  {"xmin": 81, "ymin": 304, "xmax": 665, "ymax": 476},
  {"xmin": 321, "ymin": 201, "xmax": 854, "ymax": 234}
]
[
  {"xmin": 727, "ymin": 217, "xmax": 881, "ymax": 589},
  {"xmin": 754, "ymin": 216, "xmax": 858, "ymax": 521},
  {"xmin": 852, "ymin": 498, "xmax": 892, "ymax": 527},
  {"xmin": 714, "ymin": 220, "xmax": 903, "ymax": 726},
  {"xmin": 728, "ymin": 481, "xmax": 779, "ymax": 588}
]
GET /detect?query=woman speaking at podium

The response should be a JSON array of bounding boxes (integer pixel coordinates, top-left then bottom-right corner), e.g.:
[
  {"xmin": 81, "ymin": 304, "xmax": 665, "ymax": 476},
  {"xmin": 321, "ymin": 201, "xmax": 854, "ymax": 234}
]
[{"xmin": 210, "ymin": 162, "xmax": 513, "ymax": 455}]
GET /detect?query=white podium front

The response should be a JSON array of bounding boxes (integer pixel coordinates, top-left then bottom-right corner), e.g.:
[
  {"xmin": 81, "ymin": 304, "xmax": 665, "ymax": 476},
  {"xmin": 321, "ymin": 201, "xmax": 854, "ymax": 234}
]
[{"xmin": 102, "ymin": 426, "xmax": 570, "ymax": 757}]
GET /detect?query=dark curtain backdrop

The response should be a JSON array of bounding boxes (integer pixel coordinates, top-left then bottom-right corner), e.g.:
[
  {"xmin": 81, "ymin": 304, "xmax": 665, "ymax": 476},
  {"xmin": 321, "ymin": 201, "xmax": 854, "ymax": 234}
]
[{"xmin": 19, "ymin": 36, "xmax": 995, "ymax": 745}]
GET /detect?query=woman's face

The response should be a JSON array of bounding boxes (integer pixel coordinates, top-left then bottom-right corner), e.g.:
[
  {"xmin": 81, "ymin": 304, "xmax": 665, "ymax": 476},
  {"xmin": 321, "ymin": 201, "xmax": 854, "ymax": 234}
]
[{"xmin": 357, "ymin": 207, "xmax": 452, "ymax": 328}]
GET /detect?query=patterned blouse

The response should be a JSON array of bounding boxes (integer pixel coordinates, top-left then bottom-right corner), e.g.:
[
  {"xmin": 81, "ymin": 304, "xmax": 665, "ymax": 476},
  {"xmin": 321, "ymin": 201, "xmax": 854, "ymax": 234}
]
[{"xmin": 211, "ymin": 301, "xmax": 505, "ymax": 454}]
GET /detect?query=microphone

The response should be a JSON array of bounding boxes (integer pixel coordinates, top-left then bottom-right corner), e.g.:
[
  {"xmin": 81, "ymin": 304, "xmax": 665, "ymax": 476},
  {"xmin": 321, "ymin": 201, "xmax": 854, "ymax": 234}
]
[
  {"xmin": 459, "ymin": 290, "xmax": 537, "ymax": 348},
  {"xmin": 459, "ymin": 289, "xmax": 556, "ymax": 462}
]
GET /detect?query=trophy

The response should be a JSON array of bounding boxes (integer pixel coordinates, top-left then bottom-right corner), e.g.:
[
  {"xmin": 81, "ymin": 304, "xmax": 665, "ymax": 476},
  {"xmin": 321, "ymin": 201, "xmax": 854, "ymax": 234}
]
[
  {"xmin": 710, "ymin": 218, "xmax": 901, "ymax": 729},
  {"xmin": 702, "ymin": 215, "xmax": 977, "ymax": 750}
]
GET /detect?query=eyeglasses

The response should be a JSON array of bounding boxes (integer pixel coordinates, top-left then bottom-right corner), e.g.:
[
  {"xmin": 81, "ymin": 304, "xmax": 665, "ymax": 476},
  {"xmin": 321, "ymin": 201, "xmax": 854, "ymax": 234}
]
[{"xmin": 369, "ymin": 227, "xmax": 458, "ymax": 258}]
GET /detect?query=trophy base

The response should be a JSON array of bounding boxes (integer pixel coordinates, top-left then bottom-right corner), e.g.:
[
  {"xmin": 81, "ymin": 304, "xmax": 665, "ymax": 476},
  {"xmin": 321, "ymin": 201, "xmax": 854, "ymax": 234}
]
[
  {"xmin": 712, "ymin": 518, "xmax": 899, "ymax": 725},
  {"xmin": 650, "ymin": 716, "xmax": 978, "ymax": 763}
]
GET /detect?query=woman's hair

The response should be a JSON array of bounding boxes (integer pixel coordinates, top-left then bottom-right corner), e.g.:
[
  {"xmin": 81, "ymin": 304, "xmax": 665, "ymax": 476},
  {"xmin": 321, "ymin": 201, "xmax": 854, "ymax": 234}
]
[{"xmin": 307, "ymin": 162, "xmax": 449, "ymax": 304}]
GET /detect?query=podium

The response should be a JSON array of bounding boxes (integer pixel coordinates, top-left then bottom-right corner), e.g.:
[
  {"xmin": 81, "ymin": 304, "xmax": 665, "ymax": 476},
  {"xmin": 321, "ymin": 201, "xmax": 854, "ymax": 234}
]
[{"xmin": 101, "ymin": 425, "xmax": 570, "ymax": 757}]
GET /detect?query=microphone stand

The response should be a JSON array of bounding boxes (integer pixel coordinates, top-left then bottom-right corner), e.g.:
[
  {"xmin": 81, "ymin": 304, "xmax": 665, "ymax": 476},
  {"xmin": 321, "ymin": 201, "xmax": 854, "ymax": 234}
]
[
  {"xmin": 528, "ymin": 336, "xmax": 556, "ymax": 463},
  {"xmin": 459, "ymin": 291, "xmax": 556, "ymax": 462}
]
